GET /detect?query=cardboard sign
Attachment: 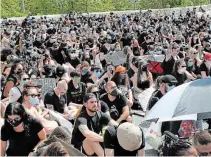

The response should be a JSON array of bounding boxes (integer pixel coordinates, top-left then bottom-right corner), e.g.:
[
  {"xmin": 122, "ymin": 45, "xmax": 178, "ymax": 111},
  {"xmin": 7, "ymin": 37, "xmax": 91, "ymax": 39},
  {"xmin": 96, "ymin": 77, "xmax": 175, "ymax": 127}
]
[
  {"xmin": 32, "ymin": 78, "xmax": 56, "ymax": 97},
  {"xmin": 105, "ymin": 51, "xmax": 126, "ymax": 66}
]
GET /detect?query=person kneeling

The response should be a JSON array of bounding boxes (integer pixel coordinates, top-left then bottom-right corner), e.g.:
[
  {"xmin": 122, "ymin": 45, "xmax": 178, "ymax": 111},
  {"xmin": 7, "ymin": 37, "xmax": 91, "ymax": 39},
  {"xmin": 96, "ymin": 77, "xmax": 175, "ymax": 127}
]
[{"xmin": 71, "ymin": 93, "xmax": 118, "ymax": 156}]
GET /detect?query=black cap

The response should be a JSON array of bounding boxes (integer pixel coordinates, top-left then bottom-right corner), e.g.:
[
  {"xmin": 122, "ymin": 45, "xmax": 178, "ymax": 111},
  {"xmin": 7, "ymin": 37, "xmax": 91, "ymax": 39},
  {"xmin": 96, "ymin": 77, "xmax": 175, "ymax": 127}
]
[
  {"xmin": 83, "ymin": 93, "xmax": 96, "ymax": 103},
  {"xmin": 161, "ymin": 75, "xmax": 178, "ymax": 84}
]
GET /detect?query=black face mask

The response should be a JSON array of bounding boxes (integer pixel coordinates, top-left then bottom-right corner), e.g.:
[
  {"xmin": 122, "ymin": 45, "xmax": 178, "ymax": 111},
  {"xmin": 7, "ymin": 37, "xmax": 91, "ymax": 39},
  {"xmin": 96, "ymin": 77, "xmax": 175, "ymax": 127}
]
[
  {"xmin": 110, "ymin": 88, "xmax": 121, "ymax": 96},
  {"xmin": 137, "ymin": 80, "xmax": 150, "ymax": 90},
  {"xmin": 7, "ymin": 117, "xmax": 23, "ymax": 127}
]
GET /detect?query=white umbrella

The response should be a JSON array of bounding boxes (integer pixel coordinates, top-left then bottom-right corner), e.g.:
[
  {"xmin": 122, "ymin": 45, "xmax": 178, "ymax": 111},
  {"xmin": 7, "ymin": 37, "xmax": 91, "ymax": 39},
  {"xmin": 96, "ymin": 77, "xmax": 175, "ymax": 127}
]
[{"xmin": 144, "ymin": 78, "xmax": 211, "ymax": 122}]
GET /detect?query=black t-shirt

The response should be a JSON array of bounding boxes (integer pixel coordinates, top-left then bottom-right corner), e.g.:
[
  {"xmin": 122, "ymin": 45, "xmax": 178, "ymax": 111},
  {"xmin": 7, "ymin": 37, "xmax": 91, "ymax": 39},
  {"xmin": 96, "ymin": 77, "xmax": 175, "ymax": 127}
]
[
  {"xmin": 67, "ymin": 80, "xmax": 86, "ymax": 105},
  {"xmin": 1, "ymin": 117, "xmax": 43, "ymax": 156},
  {"xmin": 172, "ymin": 71, "xmax": 187, "ymax": 86},
  {"xmin": 71, "ymin": 110, "xmax": 111, "ymax": 147},
  {"xmin": 1, "ymin": 74, "xmax": 17, "ymax": 99},
  {"xmin": 100, "ymin": 94, "xmax": 127, "ymax": 120},
  {"xmin": 147, "ymin": 90, "xmax": 163, "ymax": 111},
  {"xmin": 141, "ymin": 41, "xmax": 149, "ymax": 55},
  {"xmin": 44, "ymin": 89, "xmax": 67, "ymax": 114},
  {"xmin": 64, "ymin": 57, "xmax": 81, "ymax": 68},
  {"xmin": 162, "ymin": 56, "xmax": 176, "ymax": 75},
  {"xmin": 104, "ymin": 125, "xmax": 145, "ymax": 156},
  {"xmin": 200, "ymin": 62, "xmax": 211, "ymax": 77},
  {"xmin": 186, "ymin": 59, "xmax": 201, "ymax": 75},
  {"xmin": 81, "ymin": 72, "xmax": 91, "ymax": 84}
]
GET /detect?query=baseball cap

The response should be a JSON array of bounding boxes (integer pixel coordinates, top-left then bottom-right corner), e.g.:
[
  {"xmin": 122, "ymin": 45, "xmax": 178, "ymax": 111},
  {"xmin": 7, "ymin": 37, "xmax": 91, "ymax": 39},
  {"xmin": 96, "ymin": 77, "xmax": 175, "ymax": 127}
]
[
  {"xmin": 161, "ymin": 75, "xmax": 178, "ymax": 84},
  {"xmin": 56, "ymin": 65, "xmax": 67, "ymax": 77},
  {"xmin": 117, "ymin": 122, "xmax": 143, "ymax": 151},
  {"xmin": 115, "ymin": 66, "xmax": 126, "ymax": 73},
  {"xmin": 83, "ymin": 93, "xmax": 96, "ymax": 103},
  {"xmin": 205, "ymin": 53, "xmax": 211, "ymax": 61}
]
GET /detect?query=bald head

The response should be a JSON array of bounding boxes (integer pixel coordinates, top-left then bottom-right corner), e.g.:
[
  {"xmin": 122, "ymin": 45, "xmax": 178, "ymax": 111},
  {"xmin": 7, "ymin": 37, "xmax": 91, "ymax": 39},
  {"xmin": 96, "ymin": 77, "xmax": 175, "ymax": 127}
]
[
  {"xmin": 57, "ymin": 80, "xmax": 68, "ymax": 94},
  {"xmin": 106, "ymin": 81, "xmax": 117, "ymax": 94}
]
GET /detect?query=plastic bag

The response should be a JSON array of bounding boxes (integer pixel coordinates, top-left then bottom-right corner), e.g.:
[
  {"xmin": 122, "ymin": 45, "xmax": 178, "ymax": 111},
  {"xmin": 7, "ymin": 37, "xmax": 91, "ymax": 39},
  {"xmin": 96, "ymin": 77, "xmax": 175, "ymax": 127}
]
[{"xmin": 145, "ymin": 122, "xmax": 163, "ymax": 150}]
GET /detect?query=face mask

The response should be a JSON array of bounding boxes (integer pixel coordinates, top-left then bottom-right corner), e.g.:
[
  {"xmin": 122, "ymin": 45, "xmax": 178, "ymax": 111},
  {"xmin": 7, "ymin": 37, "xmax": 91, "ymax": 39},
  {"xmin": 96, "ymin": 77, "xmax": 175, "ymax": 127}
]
[
  {"xmin": 110, "ymin": 88, "xmax": 121, "ymax": 97},
  {"xmin": 29, "ymin": 97, "xmax": 39, "ymax": 106},
  {"xmin": 72, "ymin": 77, "xmax": 81, "ymax": 83},
  {"xmin": 188, "ymin": 62, "xmax": 193, "ymax": 67},
  {"xmin": 37, "ymin": 38, "xmax": 41, "ymax": 41},
  {"xmin": 179, "ymin": 67, "xmax": 186, "ymax": 73},
  {"xmin": 22, "ymin": 80, "xmax": 27, "ymax": 87},
  {"xmin": 7, "ymin": 117, "xmax": 23, "ymax": 127},
  {"xmin": 16, "ymin": 70, "xmax": 23, "ymax": 75},
  {"xmin": 94, "ymin": 71, "xmax": 101, "ymax": 78},
  {"xmin": 107, "ymin": 39, "xmax": 112, "ymax": 44},
  {"xmin": 82, "ymin": 69, "xmax": 89, "ymax": 74},
  {"xmin": 167, "ymin": 85, "xmax": 176, "ymax": 92}
]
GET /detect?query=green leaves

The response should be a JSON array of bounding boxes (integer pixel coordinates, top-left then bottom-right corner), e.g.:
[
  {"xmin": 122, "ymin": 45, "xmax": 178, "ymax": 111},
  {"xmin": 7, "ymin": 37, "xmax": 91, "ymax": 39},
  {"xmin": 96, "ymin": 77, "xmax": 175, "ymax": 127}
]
[{"xmin": 1, "ymin": 0, "xmax": 209, "ymax": 18}]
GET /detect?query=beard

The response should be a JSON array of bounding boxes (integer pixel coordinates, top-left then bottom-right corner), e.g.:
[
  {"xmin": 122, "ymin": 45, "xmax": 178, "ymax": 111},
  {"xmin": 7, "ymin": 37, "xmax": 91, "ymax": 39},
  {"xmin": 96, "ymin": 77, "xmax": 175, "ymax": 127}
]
[{"xmin": 87, "ymin": 106, "xmax": 98, "ymax": 113}]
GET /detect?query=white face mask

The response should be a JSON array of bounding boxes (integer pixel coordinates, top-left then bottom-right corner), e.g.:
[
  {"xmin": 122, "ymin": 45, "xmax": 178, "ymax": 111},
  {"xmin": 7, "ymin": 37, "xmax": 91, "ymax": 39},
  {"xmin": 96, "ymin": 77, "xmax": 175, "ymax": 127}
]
[{"xmin": 179, "ymin": 67, "xmax": 186, "ymax": 73}]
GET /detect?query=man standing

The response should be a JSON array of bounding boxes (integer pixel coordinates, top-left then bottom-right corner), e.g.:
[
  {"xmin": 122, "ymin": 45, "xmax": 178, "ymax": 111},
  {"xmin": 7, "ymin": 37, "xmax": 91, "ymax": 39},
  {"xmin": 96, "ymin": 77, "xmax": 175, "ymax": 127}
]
[
  {"xmin": 100, "ymin": 81, "xmax": 129, "ymax": 123},
  {"xmin": 71, "ymin": 93, "xmax": 118, "ymax": 156}
]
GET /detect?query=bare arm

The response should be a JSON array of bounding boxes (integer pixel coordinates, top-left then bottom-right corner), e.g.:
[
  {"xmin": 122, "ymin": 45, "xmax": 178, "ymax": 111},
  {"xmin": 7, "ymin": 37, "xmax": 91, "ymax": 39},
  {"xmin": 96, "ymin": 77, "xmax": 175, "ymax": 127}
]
[
  {"xmin": 137, "ymin": 148, "xmax": 145, "ymax": 156},
  {"xmin": 109, "ymin": 119, "xmax": 119, "ymax": 126},
  {"xmin": 116, "ymin": 105, "xmax": 129, "ymax": 123},
  {"xmin": 105, "ymin": 148, "xmax": 114, "ymax": 157},
  {"xmin": 79, "ymin": 125, "xmax": 103, "ymax": 142},
  {"xmin": 184, "ymin": 70, "xmax": 196, "ymax": 80},
  {"xmin": 201, "ymin": 71, "xmax": 207, "ymax": 79},
  {"xmin": 0, "ymin": 140, "xmax": 7, "ymax": 156},
  {"xmin": 69, "ymin": 102, "xmax": 83, "ymax": 109},
  {"xmin": 3, "ymin": 81, "xmax": 14, "ymax": 98}
]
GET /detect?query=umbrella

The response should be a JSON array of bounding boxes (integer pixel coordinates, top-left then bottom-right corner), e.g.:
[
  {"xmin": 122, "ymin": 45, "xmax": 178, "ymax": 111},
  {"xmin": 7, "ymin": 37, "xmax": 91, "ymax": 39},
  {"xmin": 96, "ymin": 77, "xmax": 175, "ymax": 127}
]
[{"xmin": 144, "ymin": 78, "xmax": 211, "ymax": 122}]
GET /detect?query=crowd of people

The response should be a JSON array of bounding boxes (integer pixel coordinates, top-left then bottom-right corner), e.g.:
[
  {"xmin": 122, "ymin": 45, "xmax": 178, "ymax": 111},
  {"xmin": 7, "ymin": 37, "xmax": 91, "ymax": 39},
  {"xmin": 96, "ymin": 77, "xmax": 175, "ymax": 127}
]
[{"xmin": 0, "ymin": 6, "xmax": 211, "ymax": 156}]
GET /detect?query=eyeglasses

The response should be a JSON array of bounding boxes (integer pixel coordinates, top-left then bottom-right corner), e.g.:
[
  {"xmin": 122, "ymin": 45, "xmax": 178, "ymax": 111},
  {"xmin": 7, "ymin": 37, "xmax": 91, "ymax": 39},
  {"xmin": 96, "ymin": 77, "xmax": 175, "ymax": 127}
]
[
  {"xmin": 27, "ymin": 94, "xmax": 40, "ymax": 98},
  {"xmin": 181, "ymin": 66, "xmax": 187, "ymax": 68}
]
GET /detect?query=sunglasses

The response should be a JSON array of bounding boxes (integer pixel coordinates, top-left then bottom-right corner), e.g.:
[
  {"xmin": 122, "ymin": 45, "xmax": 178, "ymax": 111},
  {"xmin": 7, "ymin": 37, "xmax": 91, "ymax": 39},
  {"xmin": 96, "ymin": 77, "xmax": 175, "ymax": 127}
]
[
  {"xmin": 92, "ymin": 91, "xmax": 100, "ymax": 94},
  {"xmin": 94, "ymin": 69, "xmax": 101, "ymax": 72},
  {"xmin": 181, "ymin": 66, "xmax": 187, "ymax": 68},
  {"xmin": 167, "ymin": 83, "xmax": 176, "ymax": 86},
  {"xmin": 27, "ymin": 94, "xmax": 40, "ymax": 98},
  {"xmin": 23, "ymin": 78, "xmax": 30, "ymax": 81},
  {"xmin": 6, "ymin": 117, "xmax": 21, "ymax": 124}
]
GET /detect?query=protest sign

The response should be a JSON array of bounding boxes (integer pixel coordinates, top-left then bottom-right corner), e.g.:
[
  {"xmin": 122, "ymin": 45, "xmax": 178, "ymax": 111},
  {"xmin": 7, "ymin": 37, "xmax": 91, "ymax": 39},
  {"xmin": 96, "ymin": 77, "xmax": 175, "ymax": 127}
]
[
  {"xmin": 32, "ymin": 78, "xmax": 56, "ymax": 97},
  {"xmin": 105, "ymin": 51, "xmax": 126, "ymax": 66}
]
